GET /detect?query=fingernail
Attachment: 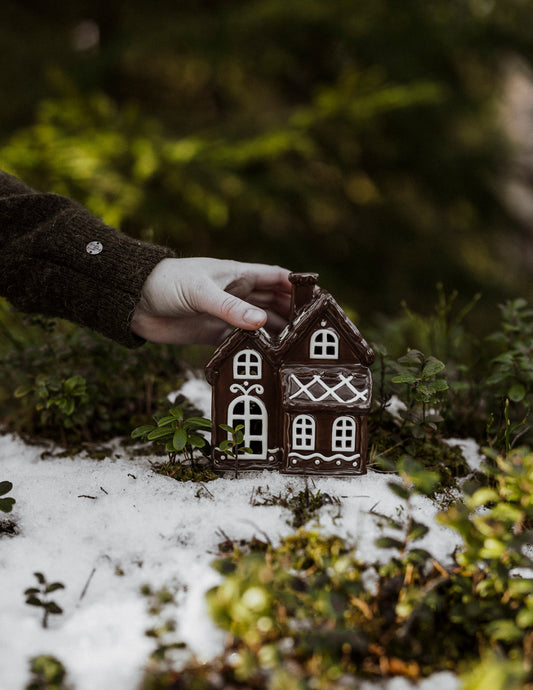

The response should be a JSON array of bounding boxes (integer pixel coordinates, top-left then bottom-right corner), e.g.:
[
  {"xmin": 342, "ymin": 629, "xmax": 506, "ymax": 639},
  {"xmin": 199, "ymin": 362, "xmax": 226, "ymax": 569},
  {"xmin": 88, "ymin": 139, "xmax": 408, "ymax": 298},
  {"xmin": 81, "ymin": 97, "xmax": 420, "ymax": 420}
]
[{"xmin": 243, "ymin": 308, "xmax": 265, "ymax": 326}]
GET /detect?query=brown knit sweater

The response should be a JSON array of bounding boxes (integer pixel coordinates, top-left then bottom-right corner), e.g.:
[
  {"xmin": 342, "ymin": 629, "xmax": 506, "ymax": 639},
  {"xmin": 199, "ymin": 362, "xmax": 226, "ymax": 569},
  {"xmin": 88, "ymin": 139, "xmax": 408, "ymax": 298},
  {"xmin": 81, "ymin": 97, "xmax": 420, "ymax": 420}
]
[{"xmin": 0, "ymin": 171, "xmax": 174, "ymax": 347}]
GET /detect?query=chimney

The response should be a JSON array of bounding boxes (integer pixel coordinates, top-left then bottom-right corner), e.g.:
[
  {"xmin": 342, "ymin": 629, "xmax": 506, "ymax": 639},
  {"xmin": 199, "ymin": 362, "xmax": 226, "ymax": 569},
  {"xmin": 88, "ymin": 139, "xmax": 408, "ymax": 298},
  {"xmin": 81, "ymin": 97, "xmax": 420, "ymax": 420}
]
[{"xmin": 289, "ymin": 272, "xmax": 319, "ymax": 321}]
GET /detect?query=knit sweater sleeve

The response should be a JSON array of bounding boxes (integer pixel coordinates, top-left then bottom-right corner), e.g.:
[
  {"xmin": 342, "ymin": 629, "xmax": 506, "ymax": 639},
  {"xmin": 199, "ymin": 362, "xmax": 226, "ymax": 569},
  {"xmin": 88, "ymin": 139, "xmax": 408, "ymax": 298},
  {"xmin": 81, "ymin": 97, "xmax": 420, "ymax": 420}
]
[{"xmin": 0, "ymin": 171, "xmax": 175, "ymax": 347}]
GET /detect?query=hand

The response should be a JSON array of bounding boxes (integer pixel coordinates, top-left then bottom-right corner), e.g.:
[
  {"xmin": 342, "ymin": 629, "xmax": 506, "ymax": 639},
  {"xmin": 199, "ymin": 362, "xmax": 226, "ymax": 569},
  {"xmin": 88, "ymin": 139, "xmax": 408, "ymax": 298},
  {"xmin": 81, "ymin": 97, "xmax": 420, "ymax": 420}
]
[{"xmin": 131, "ymin": 257, "xmax": 293, "ymax": 345}]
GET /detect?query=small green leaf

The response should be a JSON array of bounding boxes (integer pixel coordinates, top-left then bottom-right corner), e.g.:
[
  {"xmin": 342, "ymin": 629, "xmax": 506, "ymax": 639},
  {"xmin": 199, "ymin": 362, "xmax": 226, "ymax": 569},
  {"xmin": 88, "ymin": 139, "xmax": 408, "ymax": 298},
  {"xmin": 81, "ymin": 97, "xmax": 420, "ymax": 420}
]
[
  {"xmin": 45, "ymin": 602, "xmax": 63, "ymax": 616},
  {"xmin": 0, "ymin": 497, "xmax": 15, "ymax": 513},
  {"xmin": 169, "ymin": 408, "xmax": 184, "ymax": 421},
  {"xmin": 14, "ymin": 384, "xmax": 33, "ymax": 398},
  {"xmin": 219, "ymin": 424, "xmax": 234, "ymax": 433},
  {"xmin": 172, "ymin": 428, "xmax": 188, "ymax": 452},
  {"xmin": 0, "ymin": 481, "xmax": 13, "ymax": 497},
  {"xmin": 26, "ymin": 596, "xmax": 43, "ymax": 607},
  {"xmin": 185, "ymin": 417, "xmax": 212, "ymax": 428},
  {"xmin": 45, "ymin": 583, "xmax": 65, "ymax": 594},
  {"xmin": 157, "ymin": 416, "xmax": 177, "ymax": 427},
  {"xmin": 34, "ymin": 572, "xmax": 46, "ymax": 585},
  {"xmin": 375, "ymin": 537, "xmax": 404, "ymax": 550},
  {"xmin": 391, "ymin": 373, "xmax": 417, "ymax": 384},
  {"xmin": 131, "ymin": 425, "xmax": 156, "ymax": 439},
  {"xmin": 421, "ymin": 358, "xmax": 445, "ymax": 378},
  {"xmin": 407, "ymin": 521, "xmax": 429, "ymax": 541},
  {"xmin": 147, "ymin": 427, "xmax": 173, "ymax": 441},
  {"xmin": 219, "ymin": 441, "xmax": 231, "ymax": 451},
  {"xmin": 508, "ymin": 383, "xmax": 526, "ymax": 403},
  {"xmin": 188, "ymin": 434, "xmax": 206, "ymax": 448},
  {"xmin": 388, "ymin": 482, "xmax": 410, "ymax": 500}
]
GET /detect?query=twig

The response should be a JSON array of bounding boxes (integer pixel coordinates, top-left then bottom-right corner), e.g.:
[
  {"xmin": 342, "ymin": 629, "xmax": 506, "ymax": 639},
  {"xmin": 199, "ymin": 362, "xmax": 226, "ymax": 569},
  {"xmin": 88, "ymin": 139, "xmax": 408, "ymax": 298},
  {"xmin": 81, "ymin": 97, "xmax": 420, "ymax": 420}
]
[
  {"xmin": 79, "ymin": 567, "xmax": 97, "ymax": 602},
  {"xmin": 100, "ymin": 486, "xmax": 108, "ymax": 495},
  {"xmin": 198, "ymin": 482, "xmax": 214, "ymax": 498},
  {"xmin": 78, "ymin": 495, "xmax": 97, "ymax": 500}
]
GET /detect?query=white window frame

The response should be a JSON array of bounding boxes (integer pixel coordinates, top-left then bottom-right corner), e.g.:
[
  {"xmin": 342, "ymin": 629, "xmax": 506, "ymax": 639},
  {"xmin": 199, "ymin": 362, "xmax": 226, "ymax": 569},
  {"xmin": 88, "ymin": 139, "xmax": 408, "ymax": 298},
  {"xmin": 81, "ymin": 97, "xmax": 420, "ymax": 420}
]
[
  {"xmin": 292, "ymin": 414, "xmax": 316, "ymax": 450},
  {"xmin": 310, "ymin": 329, "xmax": 339, "ymax": 359},
  {"xmin": 233, "ymin": 349, "xmax": 262, "ymax": 379},
  {"xmin": 227, "ymin": 395, "xmax": 267, "ymax": 459},
  {"xmin": 332, "ymin": 416, "xmax": 356, "ymax": 452}
]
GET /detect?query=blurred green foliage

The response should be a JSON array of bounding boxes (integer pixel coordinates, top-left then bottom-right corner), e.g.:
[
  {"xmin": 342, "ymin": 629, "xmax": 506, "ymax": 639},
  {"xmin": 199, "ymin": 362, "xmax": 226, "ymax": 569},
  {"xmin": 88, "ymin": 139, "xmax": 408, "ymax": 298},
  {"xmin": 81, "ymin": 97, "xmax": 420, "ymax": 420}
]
[
  {"xmin": 1, "ymin": 0, "xmax": 533, "ymax": 327},
  {"xmin": 141, "ymin": 447, "xmax": 533, "ymax": 688},
  {"xmin": 0, "ymin": 299, "xmax": 185, "ymax": 445}
]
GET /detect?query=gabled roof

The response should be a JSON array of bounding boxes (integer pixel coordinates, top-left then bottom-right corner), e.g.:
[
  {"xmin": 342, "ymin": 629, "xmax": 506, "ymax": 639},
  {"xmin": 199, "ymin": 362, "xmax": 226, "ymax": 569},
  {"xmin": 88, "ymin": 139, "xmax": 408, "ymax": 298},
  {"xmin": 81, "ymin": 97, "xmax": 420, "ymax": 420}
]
[
  {"xmin": 204, "ymin": 287, "xmax": 375, "ymax": 383},
  {"xmin": 277, "ymin": 289, "xmax": 375, "ymax": 366},
  {"xmin": 204, "ymin": 325, "xmax": 275, "ymax": 384}
]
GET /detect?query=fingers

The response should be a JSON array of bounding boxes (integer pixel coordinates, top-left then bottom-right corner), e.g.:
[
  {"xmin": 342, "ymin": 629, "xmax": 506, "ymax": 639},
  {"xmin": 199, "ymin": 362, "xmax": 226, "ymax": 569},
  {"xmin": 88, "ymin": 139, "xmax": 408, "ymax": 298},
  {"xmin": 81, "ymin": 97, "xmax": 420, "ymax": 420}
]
[
  {"xmin": 195, "ymin": 280, "xmax": 268, "ymax": 330},
  {"xmin": 225, "ymin": 264, "xmax": 293, "ymax": 296}
]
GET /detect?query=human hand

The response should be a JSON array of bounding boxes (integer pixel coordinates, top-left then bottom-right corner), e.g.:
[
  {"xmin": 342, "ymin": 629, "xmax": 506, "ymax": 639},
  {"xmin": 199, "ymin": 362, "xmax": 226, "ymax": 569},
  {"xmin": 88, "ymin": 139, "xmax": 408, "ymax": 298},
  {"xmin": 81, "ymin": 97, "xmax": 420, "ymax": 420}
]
[{"xmin": 131, "ymin": 257, "xmax": 293, "ymax": 345}]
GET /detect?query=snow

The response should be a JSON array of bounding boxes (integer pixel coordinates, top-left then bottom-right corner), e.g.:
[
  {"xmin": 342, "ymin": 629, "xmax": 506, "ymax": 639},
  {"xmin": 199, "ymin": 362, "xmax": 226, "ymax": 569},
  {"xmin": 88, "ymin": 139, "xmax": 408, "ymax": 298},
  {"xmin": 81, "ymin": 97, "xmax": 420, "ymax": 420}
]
[{"xmin": 0, "ymin": 377, "xmax": 472, "ymax": 690}]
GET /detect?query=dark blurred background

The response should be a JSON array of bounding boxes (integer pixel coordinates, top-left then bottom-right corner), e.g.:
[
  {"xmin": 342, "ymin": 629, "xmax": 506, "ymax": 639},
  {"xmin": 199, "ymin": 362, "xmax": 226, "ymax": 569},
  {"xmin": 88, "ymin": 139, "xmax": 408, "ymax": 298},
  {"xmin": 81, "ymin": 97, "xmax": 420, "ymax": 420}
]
[{"xmin": 2, "ymin": 0, "xmax": 533, "ymax": 332}]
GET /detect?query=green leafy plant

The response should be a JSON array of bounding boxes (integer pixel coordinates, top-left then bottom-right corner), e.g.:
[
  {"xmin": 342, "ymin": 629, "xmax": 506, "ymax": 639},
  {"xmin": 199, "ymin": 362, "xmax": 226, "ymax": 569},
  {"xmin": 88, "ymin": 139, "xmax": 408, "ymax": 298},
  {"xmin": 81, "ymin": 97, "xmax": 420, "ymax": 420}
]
[
  {"xmin": 131, "ymin": 407, "xmax": 211, "ymax": 464},
  {"xmin": 15, "ymin": 374, "xmax": 91, "ymax": 443},
  {"xmin": 391, "ymin": 349, "xmax": 449, "ymax": 438},
  {"xmin": 140, "ymin": 584, "xmax": 188, "ymax": 671},
  {"xmin": 0, "ymin": 480, "xmax": 15, "ymax": 513},
  {"xmin": 141, "ymin": 447, "xmax": 533, "ymax": 689},
  {"xmin": 0, "ymin": 302, "xmax": 185, "ymax": 447},
  {"xmin": 24, "ymin": 573, "xmax": 65, "ymax": 629},
  {"xmin": 485, "ymin": 299, "xmax": 533, "ymax": 452},
  {"xmin": 26, "ymin": 655, "xmax": 70, "ymax": 690},
  {"xmin": 218, "ymin": 423, "xmax": 253, "ymax": 479}
]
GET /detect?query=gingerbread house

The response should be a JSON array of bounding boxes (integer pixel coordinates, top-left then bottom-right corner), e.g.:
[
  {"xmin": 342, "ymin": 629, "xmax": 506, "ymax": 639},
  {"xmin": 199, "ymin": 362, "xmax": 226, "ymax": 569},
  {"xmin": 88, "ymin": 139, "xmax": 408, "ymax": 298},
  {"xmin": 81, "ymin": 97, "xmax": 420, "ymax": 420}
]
[{"xmin": 204, "ymin": 273, "xmax": 375, "ymax": 476}]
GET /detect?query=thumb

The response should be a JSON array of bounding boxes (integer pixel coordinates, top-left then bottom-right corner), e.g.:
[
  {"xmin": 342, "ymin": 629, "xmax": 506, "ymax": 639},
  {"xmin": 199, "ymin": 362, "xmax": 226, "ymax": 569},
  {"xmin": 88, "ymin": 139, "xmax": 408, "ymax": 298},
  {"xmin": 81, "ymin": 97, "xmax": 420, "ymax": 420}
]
[{"xmin": 195, "ymin": 281, "xmax": 267, "ymax": 330}]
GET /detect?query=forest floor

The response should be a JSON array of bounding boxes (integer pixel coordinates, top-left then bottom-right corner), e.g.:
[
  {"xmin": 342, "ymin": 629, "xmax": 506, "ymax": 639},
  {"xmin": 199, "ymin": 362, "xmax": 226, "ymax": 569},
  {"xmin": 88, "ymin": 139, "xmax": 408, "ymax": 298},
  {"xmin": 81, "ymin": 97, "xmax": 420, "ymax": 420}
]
[{"xmin": 0, "ymin": 376, "xmax": 481, "ymax": 690}]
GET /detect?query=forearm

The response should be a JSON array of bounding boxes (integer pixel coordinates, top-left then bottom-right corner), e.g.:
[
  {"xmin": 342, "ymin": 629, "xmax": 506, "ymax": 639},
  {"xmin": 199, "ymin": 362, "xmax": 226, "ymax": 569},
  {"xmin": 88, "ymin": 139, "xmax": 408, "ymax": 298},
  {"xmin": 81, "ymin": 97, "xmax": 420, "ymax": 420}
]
[{"xmin": 0, "ymin": 171, "xmax": 174, "ymax": 347}]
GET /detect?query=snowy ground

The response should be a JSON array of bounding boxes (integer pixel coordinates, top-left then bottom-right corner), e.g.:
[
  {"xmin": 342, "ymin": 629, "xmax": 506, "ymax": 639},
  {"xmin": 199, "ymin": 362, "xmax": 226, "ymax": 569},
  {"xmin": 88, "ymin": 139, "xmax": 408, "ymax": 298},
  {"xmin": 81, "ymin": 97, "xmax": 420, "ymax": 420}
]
[{"xmin": 0, "ymin": 377, "xmax": 477, "ymax": 690}]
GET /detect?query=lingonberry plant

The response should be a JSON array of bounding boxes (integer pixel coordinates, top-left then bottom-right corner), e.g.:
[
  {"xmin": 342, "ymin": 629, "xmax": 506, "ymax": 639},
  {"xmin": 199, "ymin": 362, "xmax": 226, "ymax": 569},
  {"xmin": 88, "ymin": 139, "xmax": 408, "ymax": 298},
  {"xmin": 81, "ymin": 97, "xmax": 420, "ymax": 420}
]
[
  {"xmin": 131, "ymin": 407, "xmax": 211, "ymax": 464},
  {"xmin": 0, "ymin": 481, "xmax": 15, "ymax": 513},
  {"xmin": 218, "ymin": 423, "xmax": 253, "ymax": 479},
  {"xmin": 24, "ymin": 572, "xmax": 65, "ymax": 629}
]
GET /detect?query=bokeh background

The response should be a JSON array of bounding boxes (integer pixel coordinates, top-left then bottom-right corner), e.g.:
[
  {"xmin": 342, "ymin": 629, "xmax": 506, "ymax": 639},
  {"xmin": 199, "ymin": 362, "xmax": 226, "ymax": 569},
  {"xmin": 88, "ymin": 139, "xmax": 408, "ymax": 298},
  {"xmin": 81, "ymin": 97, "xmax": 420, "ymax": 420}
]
[{"xmin": 2, "ymin": 0, "xmax": 533, "ymax": 332}]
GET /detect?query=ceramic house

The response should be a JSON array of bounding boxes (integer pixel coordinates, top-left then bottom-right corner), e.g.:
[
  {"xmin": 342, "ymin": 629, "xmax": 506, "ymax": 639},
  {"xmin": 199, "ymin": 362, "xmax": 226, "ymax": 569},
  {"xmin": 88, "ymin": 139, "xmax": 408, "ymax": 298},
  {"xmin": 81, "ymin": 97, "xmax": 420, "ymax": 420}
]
[{"xmin": 204, "ymin": 273, "xmax": 375, "ymax": 476}]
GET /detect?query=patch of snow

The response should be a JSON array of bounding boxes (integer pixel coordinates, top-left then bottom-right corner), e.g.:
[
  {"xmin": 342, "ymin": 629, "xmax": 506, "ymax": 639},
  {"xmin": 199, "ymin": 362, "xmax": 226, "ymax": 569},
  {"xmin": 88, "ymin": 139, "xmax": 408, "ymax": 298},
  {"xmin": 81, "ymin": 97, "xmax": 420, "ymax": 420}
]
[
  {"xmin": 444, "ymin": 437, "xmax": 486, "ymax": 472},
  {"xmin": 0, "ymin": 377, "xmax": 466, "ymax": 690},
  {"xmin": 385, "ymin": 395, "xmax": 407, "ymax": 420},
  {"xmin": 171, "ymin": 375, "xmax": 212, "ymax": 417}
]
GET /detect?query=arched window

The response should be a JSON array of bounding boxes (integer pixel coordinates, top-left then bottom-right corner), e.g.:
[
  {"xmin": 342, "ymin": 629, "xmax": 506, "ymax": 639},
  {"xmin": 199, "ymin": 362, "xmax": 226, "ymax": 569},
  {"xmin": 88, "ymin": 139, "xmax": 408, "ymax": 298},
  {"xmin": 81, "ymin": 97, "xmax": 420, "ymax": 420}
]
[
  {"xmin": 227, "ymin": 396, "xmax": 267, "ymax": 458},
  {"xmin": 292, "ymin": 415, "xmax": 315, "ymax": 450},
  {"xmin": 332, "ymin": 417, "xmax": 356, "ymax": 452},
  {"xmin": 233, "ymin": 350, "xmax": 262, "ymax": 379},
  {"xmin": 310, "ymin": 329, "xmax": 339, "ymax": 359}
]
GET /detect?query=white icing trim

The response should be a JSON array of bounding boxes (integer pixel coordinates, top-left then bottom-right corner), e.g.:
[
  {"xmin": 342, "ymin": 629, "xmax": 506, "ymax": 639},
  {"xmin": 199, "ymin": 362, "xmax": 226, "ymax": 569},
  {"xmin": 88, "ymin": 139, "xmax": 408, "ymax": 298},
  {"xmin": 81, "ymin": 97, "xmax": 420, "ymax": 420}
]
[
  {"xmin": 289, "ymin": 373, "xmax": 368, "ymax": 404},
  {"xmin": 289, "ymin": 452, "xmax": 361, "ymax": 463}
]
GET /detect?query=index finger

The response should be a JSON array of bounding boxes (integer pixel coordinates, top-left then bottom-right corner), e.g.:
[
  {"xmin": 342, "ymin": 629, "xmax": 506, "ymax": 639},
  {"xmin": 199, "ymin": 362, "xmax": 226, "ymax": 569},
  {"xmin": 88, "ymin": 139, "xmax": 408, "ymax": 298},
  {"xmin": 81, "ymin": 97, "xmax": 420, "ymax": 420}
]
[{"xmin": 238, "ymin": 264, "xmax": 293, "ymax": 293}]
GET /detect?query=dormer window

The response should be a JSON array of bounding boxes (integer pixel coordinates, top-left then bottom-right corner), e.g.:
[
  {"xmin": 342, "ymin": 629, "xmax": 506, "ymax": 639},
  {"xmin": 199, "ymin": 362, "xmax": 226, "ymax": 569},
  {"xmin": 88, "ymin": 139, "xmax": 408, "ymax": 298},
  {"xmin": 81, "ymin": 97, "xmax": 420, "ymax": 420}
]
[
  {"xmin": 310, "ymin": 329, "xmax": 339, "ymax": 359},
  {"xmin": 233, "ymin": 350, "xmax": 262, "ymax": 379}
]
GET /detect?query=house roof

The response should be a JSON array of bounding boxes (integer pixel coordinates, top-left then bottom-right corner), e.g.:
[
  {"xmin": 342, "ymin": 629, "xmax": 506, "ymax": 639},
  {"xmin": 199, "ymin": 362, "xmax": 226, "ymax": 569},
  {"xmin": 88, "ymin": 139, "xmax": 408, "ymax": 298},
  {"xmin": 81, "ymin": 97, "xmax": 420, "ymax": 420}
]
[
  {"xmin": 204, "ymin": 287, "xmax": 375, "ymax": 383},
  {"xmin": 204, "ymin": 326, "xmax": 275, "ymax": 384},
  {"xmin": 276, "ymin": 289, "xmax": 375, "ymax": 365}
]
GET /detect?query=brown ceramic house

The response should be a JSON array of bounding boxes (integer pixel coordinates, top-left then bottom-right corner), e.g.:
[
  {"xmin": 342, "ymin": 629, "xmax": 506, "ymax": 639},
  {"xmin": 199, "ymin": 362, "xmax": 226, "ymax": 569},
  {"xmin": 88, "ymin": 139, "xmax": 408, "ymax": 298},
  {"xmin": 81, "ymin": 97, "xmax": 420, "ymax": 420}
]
[{"xmin": 205, "ymin": 273, "xmax": 375, "ymax": 476}]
